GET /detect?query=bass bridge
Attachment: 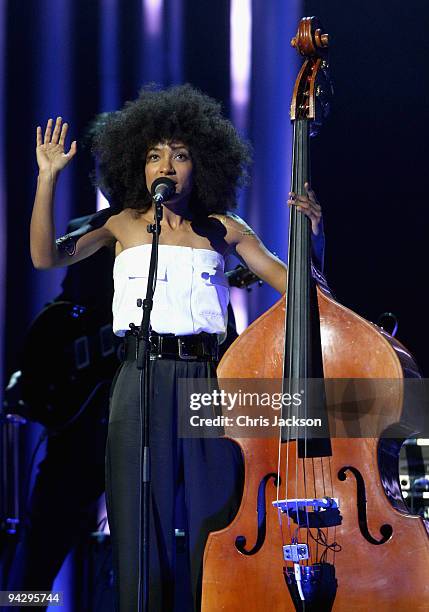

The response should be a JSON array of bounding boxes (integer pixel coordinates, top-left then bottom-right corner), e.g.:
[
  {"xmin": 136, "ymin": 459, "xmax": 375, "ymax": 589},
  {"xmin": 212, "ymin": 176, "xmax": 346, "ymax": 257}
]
[{"xmin": 273, "ymin": 496, "xmax": 341, "ymax": 529}]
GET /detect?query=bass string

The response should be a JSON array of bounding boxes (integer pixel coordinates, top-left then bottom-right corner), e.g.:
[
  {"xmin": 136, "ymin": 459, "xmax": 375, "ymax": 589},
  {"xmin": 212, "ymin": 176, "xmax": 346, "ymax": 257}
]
[
  {"xmin": 293, "ymin": 119, "xmax": 303, "ymax": 549},
  {"xmin": 299, "ymin": 118, "xmax": 336, "ymax": 564},
  {"xmin": 297, "ymin": 118, "xmax": 311, "ymax": 557},
  {"xmin": 291, "ymin": 119, "xmax": 337, "ymax": 566},
  {"xmin": 279, "ymin": 119, "xmax": 312, "ymax": 557},
  {"xmin": 280, "ymin": 118, "xmax": 298, "ymax": 546}
]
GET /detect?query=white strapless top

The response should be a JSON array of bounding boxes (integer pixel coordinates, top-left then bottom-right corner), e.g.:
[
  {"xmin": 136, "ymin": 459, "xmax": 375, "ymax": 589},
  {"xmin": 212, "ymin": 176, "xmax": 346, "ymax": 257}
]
[{"xmin": 112, "ymin": 244, "xmax": 229, "ymax": 337}]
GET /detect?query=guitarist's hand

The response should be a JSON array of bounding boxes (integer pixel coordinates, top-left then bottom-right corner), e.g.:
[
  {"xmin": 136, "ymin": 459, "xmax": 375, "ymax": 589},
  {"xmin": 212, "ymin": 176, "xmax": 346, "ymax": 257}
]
[{"xmin": 36, "ymin": 116, "xmax": 77, "ymax": 177}]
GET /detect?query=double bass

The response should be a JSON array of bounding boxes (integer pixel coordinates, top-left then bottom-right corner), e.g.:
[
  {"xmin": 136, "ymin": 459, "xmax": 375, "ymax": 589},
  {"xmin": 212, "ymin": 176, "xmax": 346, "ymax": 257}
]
[{"xmin": 202, "ymin": 17, "xmax": 429, "ymax": 611}]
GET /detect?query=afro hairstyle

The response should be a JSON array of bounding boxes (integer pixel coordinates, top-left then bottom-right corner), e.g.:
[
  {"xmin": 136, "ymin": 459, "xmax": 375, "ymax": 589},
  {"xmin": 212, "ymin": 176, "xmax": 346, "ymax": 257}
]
[{"xmin": 90, "ymin": 84, "xmax": 251, "ymax": 216}]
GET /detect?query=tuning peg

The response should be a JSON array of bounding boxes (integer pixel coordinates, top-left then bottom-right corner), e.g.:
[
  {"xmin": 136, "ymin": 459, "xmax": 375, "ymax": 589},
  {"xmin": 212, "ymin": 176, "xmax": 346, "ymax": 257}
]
[{"xmin": 314, "ymin": 29, "xmax": 329, "ymax": 48}]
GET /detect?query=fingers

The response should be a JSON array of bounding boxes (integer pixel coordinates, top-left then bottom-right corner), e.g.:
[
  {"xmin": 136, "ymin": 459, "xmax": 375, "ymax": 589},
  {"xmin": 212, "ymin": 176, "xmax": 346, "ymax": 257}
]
[
  {"xmin": 58, "ymin": 121, "xmax": 69, "ymax": 147},
  {"xmin": 38, "ymin": 116, "xmax": 73, "ymax": 152},
  {"xmin": 36, "ymin": 116, "xmax": 76, "ymax": 173},
  {"xmin": 292, "ymin": 199, "xmax": 322, "ymax": 219},
  {"xmin": 41, "ymin": 117, "xmax": 68, "ymax": 145},
  {"xmin": 51, "ymin": 116, "xmax": 62, "ymax": 145},
  {"xmin": 287, "ymin": 183, "xmax": 322, "ymax": 235},
  {"xmin": 304, "ymin": 182, "xmax": 318, "ymax": 206},
  {"xmin": 66, "ymin": 140, "xmax": 77, "ymax": 158},
  {"xmin": 288, "ymin": 192, "xmax": 311, "ymax": 209},
  {"xmin": 43, "ymin": 118, "xmax": 53, "ymax": 144},
  {"xmin": 288, "ymin": 185, "xmax": 321, "ymax": 213}
]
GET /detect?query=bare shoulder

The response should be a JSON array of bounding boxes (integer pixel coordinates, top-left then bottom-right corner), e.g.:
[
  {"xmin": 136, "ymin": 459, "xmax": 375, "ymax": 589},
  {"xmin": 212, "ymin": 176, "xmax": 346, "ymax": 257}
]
[
  {"xmin": 105, "ymin": 208, "xmax": 132, "ymax": 230},
  {"xmin": 208, "ymin": 212, "xmax": 257, "ymax": 244},
  {"xmin": 104, "ymin": 208, "xmax": 140, "ymax": 241}
]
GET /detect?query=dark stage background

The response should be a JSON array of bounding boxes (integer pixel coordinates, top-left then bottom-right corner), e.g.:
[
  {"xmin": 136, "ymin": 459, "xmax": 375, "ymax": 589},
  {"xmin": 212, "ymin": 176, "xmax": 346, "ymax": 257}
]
[
  {"xmin": 303, "ymin": 0, "xmax": 429, "ymax": 377},
  {"xmin": 0, "ymin": 0, "xmax": 428, "ymax": 609},
  {"xmin": 2, "ymin": 1, "xmax": 428, "ymax": 380}
]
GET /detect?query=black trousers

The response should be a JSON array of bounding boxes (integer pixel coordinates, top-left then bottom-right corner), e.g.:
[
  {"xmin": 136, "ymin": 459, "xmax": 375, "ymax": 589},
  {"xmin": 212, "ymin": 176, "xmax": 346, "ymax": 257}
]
[{"xmin": 105, "ymin": 357, "xmax": 244, "ymax": 612}]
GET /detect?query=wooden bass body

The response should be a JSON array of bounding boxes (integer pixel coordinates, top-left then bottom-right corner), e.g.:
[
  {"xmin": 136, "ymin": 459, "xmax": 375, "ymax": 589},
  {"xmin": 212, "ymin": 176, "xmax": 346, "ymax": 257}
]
[{"xmin": 202, "ymin": 288, "xmax": 429, "ymax": 611}]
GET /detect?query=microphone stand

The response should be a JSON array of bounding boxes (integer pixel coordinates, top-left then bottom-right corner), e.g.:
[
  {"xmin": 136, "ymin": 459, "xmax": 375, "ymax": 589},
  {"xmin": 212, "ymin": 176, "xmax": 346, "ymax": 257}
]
[{"xmin": 130, "ymin": 196, "xmax": 163, "ymax": 612}]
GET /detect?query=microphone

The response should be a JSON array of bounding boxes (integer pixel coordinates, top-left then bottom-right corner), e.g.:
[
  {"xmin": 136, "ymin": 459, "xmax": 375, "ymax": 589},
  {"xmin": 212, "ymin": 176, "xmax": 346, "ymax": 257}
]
[{"xmin": 151, "ymin": 177, "xmax": 176, "ymax": 204}]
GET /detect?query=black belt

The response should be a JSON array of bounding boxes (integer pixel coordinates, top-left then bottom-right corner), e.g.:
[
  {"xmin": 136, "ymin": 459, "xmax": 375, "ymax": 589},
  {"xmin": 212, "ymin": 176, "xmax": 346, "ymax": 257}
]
[{"xmin": 123, "ymin": 331, "xmax": 219, "ymax": 362}]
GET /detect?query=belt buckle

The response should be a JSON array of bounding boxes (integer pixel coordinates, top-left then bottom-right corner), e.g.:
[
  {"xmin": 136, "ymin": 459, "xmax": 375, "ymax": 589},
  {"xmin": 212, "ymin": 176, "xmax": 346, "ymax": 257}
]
[
  {"xmin": 178, "ymin": 339, "xmax": 198, "ymax": 360},
  {"xmin": 149, "ymin": 334, "xmax": 163, "ymax": 358}
]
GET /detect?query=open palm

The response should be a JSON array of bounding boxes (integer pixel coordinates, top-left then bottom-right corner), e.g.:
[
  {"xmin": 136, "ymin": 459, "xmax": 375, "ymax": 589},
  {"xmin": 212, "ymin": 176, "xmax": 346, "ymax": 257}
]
[{"xmin": 36, "ymin": 116, "xmax": 77, "ymax": 174}]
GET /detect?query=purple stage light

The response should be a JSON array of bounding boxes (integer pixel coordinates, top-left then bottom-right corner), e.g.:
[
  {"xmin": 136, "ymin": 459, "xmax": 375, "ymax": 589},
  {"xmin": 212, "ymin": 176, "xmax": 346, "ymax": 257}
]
[
  {"xmin": 230, "ymin": 0, "xmax": 253, "ymax": 331},
  {"xmin": 144, "ymin": 0, "xmax": 163, "ymax": 37},
  {"xmin": 230, "ymin": 0, "xmax": 252, "ymax": 113},
  {"xmin": 97, "ymin": 189, "xmax": 110, "ymax": 212}
]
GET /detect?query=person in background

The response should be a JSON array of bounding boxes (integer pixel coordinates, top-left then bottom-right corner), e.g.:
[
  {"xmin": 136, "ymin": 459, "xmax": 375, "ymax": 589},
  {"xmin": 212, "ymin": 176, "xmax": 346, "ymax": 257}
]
[{"xmin": 5, "ymin": 213, "xmax": 116, "ymax": 611}]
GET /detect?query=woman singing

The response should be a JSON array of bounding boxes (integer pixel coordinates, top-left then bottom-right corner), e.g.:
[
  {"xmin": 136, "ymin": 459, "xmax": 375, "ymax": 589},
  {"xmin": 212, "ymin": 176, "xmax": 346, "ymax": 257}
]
[{"xmin": 30, "ymin": 84, "xmax": 323, "ymax": 611}]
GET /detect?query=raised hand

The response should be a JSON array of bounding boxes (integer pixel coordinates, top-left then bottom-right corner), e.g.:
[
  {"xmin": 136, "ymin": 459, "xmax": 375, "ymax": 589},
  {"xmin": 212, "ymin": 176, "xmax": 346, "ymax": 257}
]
[
  {"xmin": 288, "ymin": 182, "xmax": 323, "ymax": 236},
  {"xmin": 36, "ymin": 117, "xmax": 77, "ymax": 175}
]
